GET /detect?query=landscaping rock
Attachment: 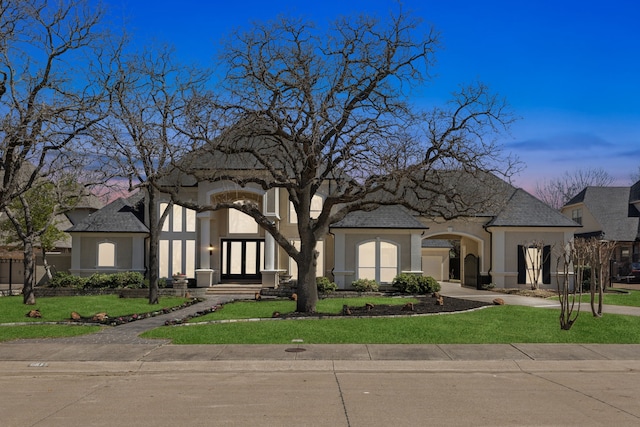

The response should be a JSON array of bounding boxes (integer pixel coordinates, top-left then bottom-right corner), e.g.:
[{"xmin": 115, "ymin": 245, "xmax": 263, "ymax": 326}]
[
  {"xmin": 26, "ymin": 309, "xmax": 42, "ymax": 318},
  {"xmin": 493, "ymin": 298, "xmax": 505, "ymax": 305},
  {"xmin": 92, "ymin": 312, "xmax": 108, "ymax": 322},
  {"xmin": 401, "ymin": 302, "xmax": 415, "ymax": 311}
]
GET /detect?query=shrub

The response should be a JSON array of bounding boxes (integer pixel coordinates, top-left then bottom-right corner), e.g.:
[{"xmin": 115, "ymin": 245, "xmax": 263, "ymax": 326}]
[
  {"xmin": 351, "ymin": 278, "xmax": 379, "ymax": 292},
  {"xmin": 316, "ymin": 276, "xmax": 338, "ymax": 294},
  {"xmin": 83, "ymin": 272, "xmax": 146, "ymax": 290},
  {"xmin": 392, "ymin": 273, "xmax": 440, "ymax": 294},
  {"xmin": 49, "ymin": 272, "xmax": 86, "ymax": 289},
  {"xmin": 109, "ymin": 271, "xmax": 145, "ymax": 289},
  {"xmin": 84, "ymin": 273, "xmax": 110, "ymax": 289}
]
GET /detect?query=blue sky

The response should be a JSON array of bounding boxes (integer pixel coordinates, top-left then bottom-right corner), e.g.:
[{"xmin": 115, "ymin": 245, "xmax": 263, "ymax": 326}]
[{"xmin": 106, "ymin": 0, "xmax": 640, "ymax": 191}]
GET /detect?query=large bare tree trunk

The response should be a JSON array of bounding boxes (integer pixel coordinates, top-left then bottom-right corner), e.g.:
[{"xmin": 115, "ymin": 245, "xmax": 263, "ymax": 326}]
[
  {"xmin": 147, "ymin": 188, "xmax": 160, "ymax": 304},
  {"xmin": 22, "ymin": 239, "xmax": 36, "ymax": 305},
  {"xmin": 296, "ymin": 246, "xmax": 319, "ymax": 313}
]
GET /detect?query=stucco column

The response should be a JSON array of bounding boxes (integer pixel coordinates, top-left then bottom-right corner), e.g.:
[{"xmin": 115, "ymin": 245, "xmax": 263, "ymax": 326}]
[
  {"xmin": 490, "ymin": 228, "xmax": 506, "ymax": 287},
  {"xmin": 332, "ymin": 231, "xmax": 348, "ymax": 288},
  {"xmin": 70, "ymin": 235, "xmax": 81, "ymax": 272},
  {"xmin": 132, "ymin": 236, "xmax": 145, "ymax": 272},
  {"xmin": 264, "ymin": 231, "xmax": 275, "ymax": 271},
  {"xmin": 197, "ymin": 212, "xmax": 212, "ymax": 269},
  {"xmin": 410, "ymin": 232, "xmax": 423, "ymax": 272}
]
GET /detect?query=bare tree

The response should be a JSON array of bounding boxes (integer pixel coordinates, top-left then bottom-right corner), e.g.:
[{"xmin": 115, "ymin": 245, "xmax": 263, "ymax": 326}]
[
  {"xmin": 555, "ymin": 241, "xmax": 583, "ymax": 330},
  {"xmin": 535, "ymin": 168, "xmax": 615, "ymax": 210},
  {"xmin": 100, "ymin": 44, "xmax": 209, "ymax": 304},
  {"xmin": 0, "ymin": 1, "xmax": 114, "ymax": 304},
  {"xmin": 179, "ymin": 9, "xmax": 517, "ymax": 313},
  {"xmin": 0, "ymin": 1, "xmax": 108, "ymax": 212},
  {"xmin": 521, "ymin": 240, "xmax": 552, "ymax": 290},
  {"xmin": 588, "ymin": 238, "xmax": 616, "ymax": 317}
]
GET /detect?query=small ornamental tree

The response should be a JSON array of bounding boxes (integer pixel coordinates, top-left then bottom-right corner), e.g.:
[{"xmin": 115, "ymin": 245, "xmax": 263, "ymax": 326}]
[
  {"xmin": 521, "ymin": 240, "xmax": 552, "ymax": 290},
  {"xmin": 1, "ymin": 179, "xmax": 81, "ymax": 305},
  {"xmin": 555, "ymin": 242, "xmax": 583, "ymax": 330}
]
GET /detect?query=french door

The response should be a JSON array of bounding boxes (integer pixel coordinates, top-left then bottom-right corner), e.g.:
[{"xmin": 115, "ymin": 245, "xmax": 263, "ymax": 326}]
[{"xmin": 220, "ymin": 239, "xmax": 263, "ymax": 282}]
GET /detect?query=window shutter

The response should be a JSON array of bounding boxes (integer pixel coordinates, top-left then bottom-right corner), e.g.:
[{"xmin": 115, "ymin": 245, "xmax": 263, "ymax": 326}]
[
  {"xmin": 517, "ymin": 245, "xmax": 526, "ymax": 284},
  {"xmin": 542, "ymin": 245, "xmax": 551, "ymax": 284}
]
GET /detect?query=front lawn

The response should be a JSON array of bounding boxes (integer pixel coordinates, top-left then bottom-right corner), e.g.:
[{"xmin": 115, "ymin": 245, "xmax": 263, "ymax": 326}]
[
  {"xmin": 0, "ymin": 295, "xmax": 191, "ymax": 342},
  {"xmin": 0, "ymin": 295, "xmax": 191, "ymax": 323},
  {"xmin": 141, "ymin": 303, "xmax": 640, "ymax": 344},
  {"xmin": 552, "ymin": 289, "xmax": 640, "ymax": 307}
]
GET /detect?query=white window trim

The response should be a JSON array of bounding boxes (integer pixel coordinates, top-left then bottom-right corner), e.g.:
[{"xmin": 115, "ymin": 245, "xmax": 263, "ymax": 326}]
[
  {"xmin": 97, "ymin": 240, "xmax": 116, "ymax": 268},
  {"xmin": 356, "ymin": 238, "xmax": 399, "ymax": 284}
]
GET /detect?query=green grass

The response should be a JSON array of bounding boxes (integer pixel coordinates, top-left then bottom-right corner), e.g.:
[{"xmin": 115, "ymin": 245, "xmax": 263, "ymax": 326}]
[
  {"xmin": 0, "ymin": 325, "xmax": 101, "ymax": 341},
  {"xmin": 0, "ymin": 295, "xmax": 191, "ymax": 323},
  {"xmin": 192, "ymin": 297, "xmax": 419, "ymax": 322},
  {"xmin": 141, "ymin": 305, "xmax": 640, "ymax": 344},
  {"xmin": 552, "ymin": 289, "xmax": 640, "ymax": 307},
  {"xmin": 0, "ymin": 295, "xmax": 191, "ymax": 342}
]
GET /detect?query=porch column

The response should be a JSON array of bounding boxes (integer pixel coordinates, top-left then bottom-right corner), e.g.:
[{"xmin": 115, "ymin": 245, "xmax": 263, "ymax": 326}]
[
  {"xmin": 333, "ymin": 231, "xmax": 349, "ymax": 288},
  {"xmin": 410, "ymin": 232, "xmax": 423, "ymax": 273},
  {"xmin": 132, "ymin": 235, "xmax": 145, "ymax": 272},
  {"xmin": 197, "ymin": 212, "xmax": 212, "ymax": 269},
  {"xmin": 489, "ymin": 228, "xmax": 507, "ymax": 287},
  {"xmin": 70, "ymin": 235, "xmax": 81, "ymax": 273},
  {"xmin": 264, "ymin": 231, "xmax": 275, "ymax": 270}
]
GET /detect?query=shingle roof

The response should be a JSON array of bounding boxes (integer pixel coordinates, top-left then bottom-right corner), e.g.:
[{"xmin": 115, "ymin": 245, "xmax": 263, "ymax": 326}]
[
  {"xmin": 331, "ymin": 205, "xmax": 428, "ymax": 229},
  {"xmin": 422, "ymin": 239, "xmax": 453, "ymax": 248},
  {"xmin": 66, "ymin": 197, "xmax": 148, "ymax": 233},
  {"xmin": 630, "ymin": 180, "xmax": 640, "ymax": 204},
  {"xmin": 486, "ymin": 188, "xmax": 581, "ymax": 227},
  {"xmin": 568, "ymin": 186, "xmax": 640, "ymax": 241}
]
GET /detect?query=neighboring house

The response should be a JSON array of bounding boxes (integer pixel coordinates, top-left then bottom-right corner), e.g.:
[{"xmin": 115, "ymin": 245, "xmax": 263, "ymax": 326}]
[
  {"xmin": 0, "ymin": 192, "xmax": 102, "ymax": 287},
  {"xmin": 561, "ymin": 180, "xmax": 640, "ymax": 279},
  {"xmin": 67, "ymin": 157, "xmax": 580, "ymax": 290},
  {"xmin": 67, "ymin": 194, "xmax": 147, "ymax": 276}
]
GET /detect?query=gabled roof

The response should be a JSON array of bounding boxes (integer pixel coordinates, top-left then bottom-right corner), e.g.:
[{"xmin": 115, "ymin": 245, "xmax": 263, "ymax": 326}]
[
  {"xmin": 564, "ymin": 186, "xmax": 640, "ymax": 241},
  {"xmin": 67, "ymin": 195, "xmax": 148, "ymax": 234},
  {"xmin": 631, "ymin": 180, "xmax": 640, "ymax": 204},
  {"xmin": 486, "ymin": 188, "xmax": 580, "ymax": 228},
  {"xmin": 331, "ymin": 205, "xmax": 428, "ymax": 229}
]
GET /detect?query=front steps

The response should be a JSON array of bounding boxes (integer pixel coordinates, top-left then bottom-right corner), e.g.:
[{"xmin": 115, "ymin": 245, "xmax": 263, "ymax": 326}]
[{"xmin": 205, "ymin": 284, "xmax": 263, "ymax": 295}]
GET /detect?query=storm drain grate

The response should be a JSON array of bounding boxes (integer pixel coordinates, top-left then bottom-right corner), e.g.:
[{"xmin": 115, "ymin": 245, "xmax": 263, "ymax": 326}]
[{"xmin": 285, "ymin": 347, "xmax": 307, "ymax": 353}]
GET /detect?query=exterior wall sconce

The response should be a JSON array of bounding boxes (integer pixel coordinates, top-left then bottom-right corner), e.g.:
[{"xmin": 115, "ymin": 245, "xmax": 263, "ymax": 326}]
[{"xmin": 207, "ymin": 243, "xmax": 214, "ymax": 256}]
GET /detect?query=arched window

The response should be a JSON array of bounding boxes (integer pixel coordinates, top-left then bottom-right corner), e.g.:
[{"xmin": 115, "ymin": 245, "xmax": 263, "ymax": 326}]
[
  {"xmin": 97, "ymin": 241, "xmax": 116, "ymax": 267},
  {"xmin": 229, "ymin": 201, "xmax": 259, "ymax": 234},
  {"xmin": 357, "ymin": 239, "xmax": 398, "ymax": 283}
]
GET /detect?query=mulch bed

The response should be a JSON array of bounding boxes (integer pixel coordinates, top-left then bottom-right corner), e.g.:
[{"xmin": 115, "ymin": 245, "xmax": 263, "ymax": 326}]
[{"xmin": 278, "ymin": 296, "xmax": 492, "ymax": 318}]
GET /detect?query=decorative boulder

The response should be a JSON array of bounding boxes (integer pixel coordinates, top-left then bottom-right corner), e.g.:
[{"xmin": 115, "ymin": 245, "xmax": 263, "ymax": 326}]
[
  {"xmin": 401, "ymin": 302, "xmax": 414, "ymax": 311},
  {"xmin": 92, "ymin": 312, "xmax": 108, "ymax": 322},
  {"xmin": 493, "ymin": 298, "xmax": 505, "ymax": 305},
  {"xmin": 26, "ymin": 309, "xmax": 42, "ymax": 318}
]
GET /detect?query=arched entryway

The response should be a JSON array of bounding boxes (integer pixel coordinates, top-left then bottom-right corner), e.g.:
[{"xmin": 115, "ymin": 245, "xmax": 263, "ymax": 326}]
[{"xmin": 422, "ymin": 231, "xmax": 485, "ymax": 287}]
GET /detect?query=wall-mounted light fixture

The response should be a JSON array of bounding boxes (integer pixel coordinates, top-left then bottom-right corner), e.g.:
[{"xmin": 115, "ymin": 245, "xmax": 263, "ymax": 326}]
[{"xmin": 207, "ymin": 243, "xmax": 214, "ymax": 256}]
